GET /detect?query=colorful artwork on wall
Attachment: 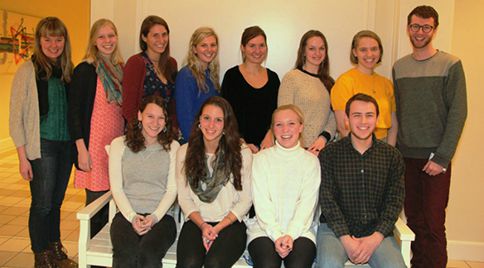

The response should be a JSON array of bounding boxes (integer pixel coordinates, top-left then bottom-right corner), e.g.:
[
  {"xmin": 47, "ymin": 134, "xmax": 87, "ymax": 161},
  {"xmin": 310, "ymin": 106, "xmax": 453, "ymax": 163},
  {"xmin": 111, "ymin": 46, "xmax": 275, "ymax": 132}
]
[{"xmin": 0, "ymin": 10, "xmax": 41, "ymax": 74}]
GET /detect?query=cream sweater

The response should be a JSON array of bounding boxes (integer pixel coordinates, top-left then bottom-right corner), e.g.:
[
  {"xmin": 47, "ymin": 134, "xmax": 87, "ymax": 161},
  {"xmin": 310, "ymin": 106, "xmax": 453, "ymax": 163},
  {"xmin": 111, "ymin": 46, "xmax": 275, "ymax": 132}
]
[
  {"xmin": 278, "ymin": 69, "xmax": 336, "ymax": 147},
  {"xmin": 247, "ymin": 141, "xmax": 320, "ymax": 243},
  {"xmin": 9, "ymin": 61, "xmax": 42, "ymax": 160}
]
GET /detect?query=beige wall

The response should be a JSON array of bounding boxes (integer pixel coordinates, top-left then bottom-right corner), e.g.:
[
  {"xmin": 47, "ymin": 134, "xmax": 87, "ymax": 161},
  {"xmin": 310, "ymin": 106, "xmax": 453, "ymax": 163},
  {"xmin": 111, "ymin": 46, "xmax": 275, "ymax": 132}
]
[
  {"xmin": 446, "ymin": 0, "xmax": 484, "ymax": 260},
  {"xmin": 0, "ymin": 0, "xmax": 90, "ymax": 140}
]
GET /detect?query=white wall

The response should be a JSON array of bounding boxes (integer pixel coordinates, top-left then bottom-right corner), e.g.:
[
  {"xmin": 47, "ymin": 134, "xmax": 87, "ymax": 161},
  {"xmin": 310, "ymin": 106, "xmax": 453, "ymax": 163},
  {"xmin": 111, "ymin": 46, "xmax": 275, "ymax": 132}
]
[{"xmin": 91, "ymin": 0, "xmax": 484, "ymax": 261}]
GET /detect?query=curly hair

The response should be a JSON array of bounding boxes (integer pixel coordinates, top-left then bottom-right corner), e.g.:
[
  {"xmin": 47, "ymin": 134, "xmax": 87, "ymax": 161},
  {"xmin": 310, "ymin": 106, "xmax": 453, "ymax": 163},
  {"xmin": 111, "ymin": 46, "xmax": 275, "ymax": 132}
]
[
  {"xmin": 295, "ymin": 30, "xmax": 334, "ymax": 92},
  {"xmin": 184, "ymin": 96, "xmax": 243, "ymax": 190},
  {"xmin": 125, "ymin": 95, "xmax": 174, "ymax": 152},
  {"xmin": 407, "ymin": 5, "xmax": 439, "ymax": 28}
]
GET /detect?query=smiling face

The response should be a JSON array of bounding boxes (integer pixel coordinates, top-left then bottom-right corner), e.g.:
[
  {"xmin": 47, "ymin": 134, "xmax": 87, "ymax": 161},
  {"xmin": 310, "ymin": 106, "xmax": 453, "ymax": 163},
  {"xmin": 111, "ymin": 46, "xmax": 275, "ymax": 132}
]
[
  {"xmin": 304, "ymin": 36, "xmax": 326, "ymax": 71},
  {"xmin": 353, "ymin": 37, "xmax": 381, "ymax": 74},
  {"xmin": 95, "ymin": 24, "xmax": 117, "ymax": 56},
  {"xmin": 272, "ymin": 109, "xmax": 304, "ymax": 149},
  {"xmin": 408, "ymin": 15, "xmax": 436, "ymax": 50},
  {"xmin": 199, "ymin": 104, "xmax": 225, "ymax": 145},
  {"xmin": 138, "ymin": 103, "xmax": 166, "ymax": 145},
  {"xmin": 40, "ymin": 34, "xmax": 65, "ymax": 60},
  {"xmin": 346, "ymin": 100, "xmax": 378, "ymax": 142},
  {"xmin": 193, "ymin": 35, "xmax": 218, "ymax": 68},
  {"xmin": 142, "ymin": 24, "xmax": 169, "ymax": 56},
  {"xmin": 241, "ymin": 35, "xmax": 267, "ymax": 64}
]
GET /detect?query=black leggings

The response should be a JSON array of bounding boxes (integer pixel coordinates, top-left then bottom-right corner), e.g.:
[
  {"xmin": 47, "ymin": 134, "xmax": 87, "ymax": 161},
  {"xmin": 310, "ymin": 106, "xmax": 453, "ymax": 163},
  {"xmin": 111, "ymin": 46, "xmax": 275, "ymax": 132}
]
[
  {"xmin": 176, "ymin": 220, "xmax": 247, "ymax": 268},
  {"xmin": 110, "ymin": 212, "xmax": 177, "ymax": 268},
  {"xmin": 248, "ymin": 236, "xmax": 316, "ymax": 268}
]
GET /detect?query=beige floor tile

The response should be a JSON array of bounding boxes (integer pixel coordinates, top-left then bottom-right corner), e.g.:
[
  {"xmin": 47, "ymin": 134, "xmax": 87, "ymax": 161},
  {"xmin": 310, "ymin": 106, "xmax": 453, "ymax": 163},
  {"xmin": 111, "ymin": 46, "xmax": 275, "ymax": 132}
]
[
  {"xmin": 0, "ymin": 238, "xmax": 30, "ymax": 252},
  {"xmin": 448, "ymin": 260, "xmax": 471, "ymax": 268},
  {"xmin": 467, "ymin": 261, "xmax": 484, "ymax": 268},
  {"xmin": 4, "ymin": 252, "xmax": 33, "ymax": 267},
  {"xmin": 60, "ymin": 219, "xmax": 79, "ymax": 231},
  {"xmin": 0, "ymin": 224, "xmax": 25, "ymax": 236},
  {"xmin": 0, "ymin": 251, "xmax": 17, "ymax": 266},
  {"xmin": 62, "ymin": 241, "xmax": 78, "ymax": 258},
  {"xmin": 64, "ymin": 229, "xmax": 79, "ymax": 242},
  {"xmin": 0, "ymin": 237, "xmax": 9, "ymax": 245},
  {"xmin": 1, "ymin": 206, "xmax": 29, "ymax": 216},
  {"xmin": 7, "ymin": 216, "xmax": 28, "ymax": 226},
  {"xmin": 0, "ymin": 197, "xmax": 23, "ymax": 206},
  {"xmin": 15, "ymin": 227, "xmax": 30, "ymax": 239},
  {"xmin": 0, "ymin": 215, "xmax": 15, "ymax": 225}
]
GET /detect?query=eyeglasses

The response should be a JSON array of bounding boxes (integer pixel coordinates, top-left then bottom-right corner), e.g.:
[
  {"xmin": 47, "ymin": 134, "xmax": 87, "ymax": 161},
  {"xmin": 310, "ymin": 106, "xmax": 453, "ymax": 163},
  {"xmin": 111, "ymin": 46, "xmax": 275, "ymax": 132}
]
[{"xmin": 409, "ymin": 24, "xmax": 434, "ymax": 33}]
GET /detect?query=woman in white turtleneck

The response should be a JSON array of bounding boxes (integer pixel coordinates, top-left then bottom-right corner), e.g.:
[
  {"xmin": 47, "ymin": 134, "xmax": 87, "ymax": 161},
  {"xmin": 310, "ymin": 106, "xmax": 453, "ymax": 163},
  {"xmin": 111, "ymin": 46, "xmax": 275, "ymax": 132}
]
[{"xmin": 247, "ymin": 104, "xmax": 321, "ymax": 268}]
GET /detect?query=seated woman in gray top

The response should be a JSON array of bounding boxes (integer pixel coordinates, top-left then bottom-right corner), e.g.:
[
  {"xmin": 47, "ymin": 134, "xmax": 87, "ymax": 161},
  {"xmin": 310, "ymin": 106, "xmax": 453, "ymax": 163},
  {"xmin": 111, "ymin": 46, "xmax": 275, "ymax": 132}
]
[{"xmin": 108, "ymin": 95, "xmax": 180, "ymax": 268}]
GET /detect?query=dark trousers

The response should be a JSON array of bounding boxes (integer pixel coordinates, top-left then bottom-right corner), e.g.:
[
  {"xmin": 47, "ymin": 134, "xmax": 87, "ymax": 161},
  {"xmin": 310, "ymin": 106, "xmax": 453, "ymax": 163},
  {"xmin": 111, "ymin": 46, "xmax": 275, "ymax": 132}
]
[
  {"xmin": 110, "ymin": 212, "xmax": 177, "ymax": 268},
  {"xmin": 85, "ymin": 189, "xmax": 109, "ymax": 238},
  {"xmin": 404, "ymin": 158, "xmax": 451, "ymax": 268},
  {"xmin": 176, "ymin": 220, "xmax": 247, "ymax": 268},
  {"xmin": 248, "ymin": 236, "xmax": 315, "ymax": 268},
  {"xmin": 29, "ymin": 139, "xmax": 73, "ymax": 253}
]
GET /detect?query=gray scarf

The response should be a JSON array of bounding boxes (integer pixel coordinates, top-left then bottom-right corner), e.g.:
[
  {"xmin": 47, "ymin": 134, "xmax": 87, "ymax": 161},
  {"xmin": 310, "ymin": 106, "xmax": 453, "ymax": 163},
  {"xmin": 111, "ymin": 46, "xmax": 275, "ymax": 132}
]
[{"xmin": 189, "ymin": 150, "xmax": 230, "ymax": 203}]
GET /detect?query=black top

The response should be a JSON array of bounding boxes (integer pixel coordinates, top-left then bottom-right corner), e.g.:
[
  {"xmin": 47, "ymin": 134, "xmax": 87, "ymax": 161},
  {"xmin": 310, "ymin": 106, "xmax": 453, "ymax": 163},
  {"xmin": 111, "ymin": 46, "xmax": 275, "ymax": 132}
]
[{"xmin": 221, "ymin": 66, "xmax": 280, "ymax": 146}]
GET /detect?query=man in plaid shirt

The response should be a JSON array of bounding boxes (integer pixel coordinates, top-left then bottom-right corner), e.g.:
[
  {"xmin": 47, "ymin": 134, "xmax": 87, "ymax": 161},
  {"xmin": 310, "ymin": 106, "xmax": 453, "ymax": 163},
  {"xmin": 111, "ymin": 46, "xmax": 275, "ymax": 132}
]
[{"xmin": 316, "ymin": 93, "xmax": 405, "ymax": 268}]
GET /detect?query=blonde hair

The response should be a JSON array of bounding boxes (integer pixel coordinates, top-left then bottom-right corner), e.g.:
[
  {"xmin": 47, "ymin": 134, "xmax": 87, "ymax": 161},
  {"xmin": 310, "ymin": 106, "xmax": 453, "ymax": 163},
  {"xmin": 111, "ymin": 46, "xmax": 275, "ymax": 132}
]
[
  {"xmin": 83, "ymin": 19, "xmax": 123, "ymax": 65},
  {"xmin": 186, "ymin": 27, "xmax": 220, "ymax": 92},
  {"xmin": 33, "ymin": 17, "xmax": 73, "ymax": 82},
  {"xmin": 271, "ymin": 104, "xmax": 305, "ymax": 129}
]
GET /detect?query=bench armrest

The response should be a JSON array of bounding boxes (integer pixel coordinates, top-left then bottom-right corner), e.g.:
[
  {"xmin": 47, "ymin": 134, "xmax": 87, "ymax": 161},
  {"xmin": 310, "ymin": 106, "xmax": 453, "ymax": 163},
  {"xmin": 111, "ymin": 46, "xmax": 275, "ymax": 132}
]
[
  {"xmin": 394, "ymin": 217, "xmax": 415, "ymax": 267},
  {"xmin": 77, "ymin": 191, "xmax": 113, "ymax": 221}
]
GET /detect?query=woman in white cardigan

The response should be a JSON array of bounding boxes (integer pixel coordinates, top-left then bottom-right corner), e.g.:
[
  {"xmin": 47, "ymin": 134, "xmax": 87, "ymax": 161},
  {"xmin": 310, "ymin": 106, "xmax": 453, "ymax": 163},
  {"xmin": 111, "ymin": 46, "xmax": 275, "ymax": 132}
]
[
  {"xmin": 108, "ymin": 95, "xmax": 179, "ymax": 268},
  {"xmin": 247, "ymin": 104, "xmax": 321, "ymax": 268}
]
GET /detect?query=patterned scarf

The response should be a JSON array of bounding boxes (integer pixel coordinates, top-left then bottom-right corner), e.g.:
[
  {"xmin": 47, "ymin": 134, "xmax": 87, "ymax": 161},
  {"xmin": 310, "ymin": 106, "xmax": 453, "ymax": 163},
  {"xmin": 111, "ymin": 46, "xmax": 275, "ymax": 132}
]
[
  {"xmin": 96, "ymin": 53, "xmax": 123, "ymax": 105},
  {"xmin": 189, "ymin": 150, "xmax": 230, "ymax": 203}
]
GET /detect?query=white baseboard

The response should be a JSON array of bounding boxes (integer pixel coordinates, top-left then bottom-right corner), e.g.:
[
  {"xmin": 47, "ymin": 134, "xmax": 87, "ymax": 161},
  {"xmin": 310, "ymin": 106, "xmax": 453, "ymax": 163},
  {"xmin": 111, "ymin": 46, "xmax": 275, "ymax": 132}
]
[
  {"xmin": 448, "ymin": 240, "xmax": 484, "ymax": 261},
  {"xmin": 0, "ymin": 137, "xmax": 15, "ymax": 153}
]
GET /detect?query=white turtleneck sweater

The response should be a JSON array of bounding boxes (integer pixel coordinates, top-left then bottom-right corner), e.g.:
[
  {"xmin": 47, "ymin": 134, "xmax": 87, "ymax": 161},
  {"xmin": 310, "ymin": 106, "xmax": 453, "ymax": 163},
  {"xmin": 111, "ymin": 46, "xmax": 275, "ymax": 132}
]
[{"xmin": 247, "ymin": 141, "xmax": 321, "ymax": 244}]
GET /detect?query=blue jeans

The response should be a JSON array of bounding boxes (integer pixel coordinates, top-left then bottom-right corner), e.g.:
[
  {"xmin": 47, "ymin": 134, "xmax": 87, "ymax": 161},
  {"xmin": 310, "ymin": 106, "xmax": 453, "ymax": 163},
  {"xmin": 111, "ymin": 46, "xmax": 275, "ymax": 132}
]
[
  {"xmin": 29, "ymin": 139, "xmax": 73, "ymax": 253},
  {"xmin": 315, "ymin": 223, "xmax": 406, "ymax": 268}
]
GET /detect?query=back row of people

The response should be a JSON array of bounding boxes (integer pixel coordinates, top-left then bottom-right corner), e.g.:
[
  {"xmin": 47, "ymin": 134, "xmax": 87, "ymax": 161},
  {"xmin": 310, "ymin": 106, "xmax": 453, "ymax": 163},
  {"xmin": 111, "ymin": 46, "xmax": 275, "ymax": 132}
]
[{"xmin": 9, "ymin": 4, "xmax": 466, "ymax": 268}]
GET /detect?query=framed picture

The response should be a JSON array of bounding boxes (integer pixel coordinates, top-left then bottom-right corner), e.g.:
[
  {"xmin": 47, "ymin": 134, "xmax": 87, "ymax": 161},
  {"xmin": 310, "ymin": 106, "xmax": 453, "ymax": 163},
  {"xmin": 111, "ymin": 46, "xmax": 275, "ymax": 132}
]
[{"xmin": 0, "ymin": 9, "xmax": 41, "ymax": 74}]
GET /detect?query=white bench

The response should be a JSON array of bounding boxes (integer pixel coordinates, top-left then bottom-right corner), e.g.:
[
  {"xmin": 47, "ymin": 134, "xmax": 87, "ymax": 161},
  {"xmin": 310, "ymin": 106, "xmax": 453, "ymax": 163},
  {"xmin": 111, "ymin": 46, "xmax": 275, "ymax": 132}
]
[{"xmin": 77, "ymin": 191, "xmax": 414, "ymax": 268}]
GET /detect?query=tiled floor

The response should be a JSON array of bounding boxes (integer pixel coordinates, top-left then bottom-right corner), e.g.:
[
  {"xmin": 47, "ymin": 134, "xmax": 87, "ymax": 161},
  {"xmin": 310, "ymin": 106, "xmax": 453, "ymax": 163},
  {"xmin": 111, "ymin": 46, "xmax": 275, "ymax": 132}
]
[
  {"xmin": 0, "ymin": 148, "xmax": 82, "ymax": 267},
  {"xmin": 0, "ymin": 146, "xmax": 482, "ymax": 267}
]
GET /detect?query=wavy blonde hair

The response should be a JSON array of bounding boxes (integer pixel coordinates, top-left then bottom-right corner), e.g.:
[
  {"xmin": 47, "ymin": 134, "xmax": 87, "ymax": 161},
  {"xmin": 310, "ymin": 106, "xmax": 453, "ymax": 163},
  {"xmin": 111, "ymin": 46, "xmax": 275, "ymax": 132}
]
[
  {"xmin": 83, "ymin": 19, "xmax": 123, "ymax": 65},
  {"xmin": 186, "ymin": 27, "xmax": 220, "ymax": 92}
]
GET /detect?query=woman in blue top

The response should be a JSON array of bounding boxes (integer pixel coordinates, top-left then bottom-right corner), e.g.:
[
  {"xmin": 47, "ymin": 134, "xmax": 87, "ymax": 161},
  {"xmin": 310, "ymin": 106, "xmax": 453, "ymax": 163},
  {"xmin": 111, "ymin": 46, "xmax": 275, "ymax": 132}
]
[{"xmin": 175, "ymin": 27, "xmax": 220, "ymax": 143}]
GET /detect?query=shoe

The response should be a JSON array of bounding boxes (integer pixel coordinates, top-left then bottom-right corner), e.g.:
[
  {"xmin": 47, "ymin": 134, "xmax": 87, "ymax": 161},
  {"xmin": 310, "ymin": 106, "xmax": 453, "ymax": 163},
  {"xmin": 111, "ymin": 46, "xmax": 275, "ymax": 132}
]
[
  {"xmin": 48, "ymin": 241, "xmax": 78, "ymax": 268},
  {"xmin": 34, "ymin": 250, "xmax": 56, "ymax": 268}
]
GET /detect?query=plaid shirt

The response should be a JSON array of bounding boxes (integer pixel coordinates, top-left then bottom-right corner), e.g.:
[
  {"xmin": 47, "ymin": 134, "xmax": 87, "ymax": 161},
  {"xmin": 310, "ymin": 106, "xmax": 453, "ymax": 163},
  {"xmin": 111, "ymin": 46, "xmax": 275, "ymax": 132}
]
[{"xmin": 319, "ymin": 135, "xmax": 404, "ymax": 238}]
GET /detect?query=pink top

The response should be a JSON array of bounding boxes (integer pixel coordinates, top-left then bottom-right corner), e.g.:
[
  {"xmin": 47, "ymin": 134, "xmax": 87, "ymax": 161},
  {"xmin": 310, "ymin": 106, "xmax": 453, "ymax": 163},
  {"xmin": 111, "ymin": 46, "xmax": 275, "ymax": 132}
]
[{"xmin": 75, "ymin": 78, "xmax": 124, "ymax": 191}]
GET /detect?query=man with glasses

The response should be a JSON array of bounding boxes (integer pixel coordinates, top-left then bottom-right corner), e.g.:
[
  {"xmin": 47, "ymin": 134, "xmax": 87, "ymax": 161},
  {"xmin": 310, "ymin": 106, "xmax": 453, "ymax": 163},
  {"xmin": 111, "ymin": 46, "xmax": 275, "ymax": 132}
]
[{"xmin": 392, "ymin": 5, "xmax": 467, "ymax": 268}]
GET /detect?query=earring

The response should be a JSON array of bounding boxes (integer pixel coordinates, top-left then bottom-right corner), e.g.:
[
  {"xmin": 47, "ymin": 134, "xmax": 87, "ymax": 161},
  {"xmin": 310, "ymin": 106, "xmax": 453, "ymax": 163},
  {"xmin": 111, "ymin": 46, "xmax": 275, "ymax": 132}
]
[
  {"xmin": 163, "ymin": 127, "xmax": 167, "ymax": 133},
  {"xmin": 222, "ymin": 131, "xmax": 225, "ymax": 135},
  {"xmin": 198, "ymin": 124, "xmax": 201, "ymax": 128},
  {"xmin": 137, "ymin": 121, "xmax": 142, "ymax": 129}
]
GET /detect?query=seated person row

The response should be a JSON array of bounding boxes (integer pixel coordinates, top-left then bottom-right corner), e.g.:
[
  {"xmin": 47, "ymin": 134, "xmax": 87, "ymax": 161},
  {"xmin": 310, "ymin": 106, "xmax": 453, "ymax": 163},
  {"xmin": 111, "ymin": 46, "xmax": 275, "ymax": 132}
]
[{"xmin": 107, "ymin": 94, "xmax": 406, "ymax": 268}]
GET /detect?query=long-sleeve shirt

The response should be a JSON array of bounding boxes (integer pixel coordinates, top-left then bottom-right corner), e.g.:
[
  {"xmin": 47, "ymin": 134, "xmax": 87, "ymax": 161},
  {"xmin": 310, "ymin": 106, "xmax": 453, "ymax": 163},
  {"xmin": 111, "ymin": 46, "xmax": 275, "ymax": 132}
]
[
  {"xmin": 221, "ymin": 66, "xmax": 279, "ymax": 146},
  {"xmin": 108, "ymin": 136, "xmax": 179, "ymax": 222},
  {"xmin": 247, "ymin": 141, "xmax": 320, "ymax": 243},
  {"xmin": 278, "ymin": 69, "xmax": 336, "ymax": 147},
  {"xmin": 176, "ymin": 143, "xmax": 252, "ymax": 222},
  {"xmin": 319, "ymin": 135, "xmax": 404, "ymax": 238},
  {"xmin": 175, "ymin": 66, "xmax": 219, "ymax": 142},
  {"xmin": 392, "ymin": 51, "xmax": 467, "ymax": 168}
]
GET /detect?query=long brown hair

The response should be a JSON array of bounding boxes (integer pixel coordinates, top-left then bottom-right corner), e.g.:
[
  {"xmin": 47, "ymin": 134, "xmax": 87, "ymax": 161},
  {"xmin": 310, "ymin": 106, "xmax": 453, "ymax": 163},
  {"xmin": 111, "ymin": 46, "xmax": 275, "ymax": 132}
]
[
  {"xmin": 125, "ymin": 95, "xmax": 174, "ymax": 152},
  {"xmin": 139, "ymin": 15, "xmax": 177, "ymax": 83},
  {"xmin": 184, "ymin": 96, "xmax": 243, "ymax": 190},
  {"xmin": 295, "ymin": 30, "xmax": 334, "ymax": 92},
  {"xmin": 33, "ymin": 17, "xmax": 73, "ymax": 82}
]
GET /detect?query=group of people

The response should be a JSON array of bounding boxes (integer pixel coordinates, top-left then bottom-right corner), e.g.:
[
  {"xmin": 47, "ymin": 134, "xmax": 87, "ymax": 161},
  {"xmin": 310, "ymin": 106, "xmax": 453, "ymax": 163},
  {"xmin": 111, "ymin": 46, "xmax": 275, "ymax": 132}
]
[{"xmin": 9, "ymin": 4, "xmax": 466, "ymax": 268}]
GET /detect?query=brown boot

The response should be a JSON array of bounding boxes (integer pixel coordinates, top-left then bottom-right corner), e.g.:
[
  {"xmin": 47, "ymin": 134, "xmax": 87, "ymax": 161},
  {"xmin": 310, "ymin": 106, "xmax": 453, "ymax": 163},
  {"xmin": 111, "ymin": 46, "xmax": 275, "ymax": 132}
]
[
  {"xmin": 34, "ymin": 250, "xmax": 56, "ymax": 268},
  {"xmin": 48, "ymin": 241, "xmax": 77, "ymax": 268}
]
